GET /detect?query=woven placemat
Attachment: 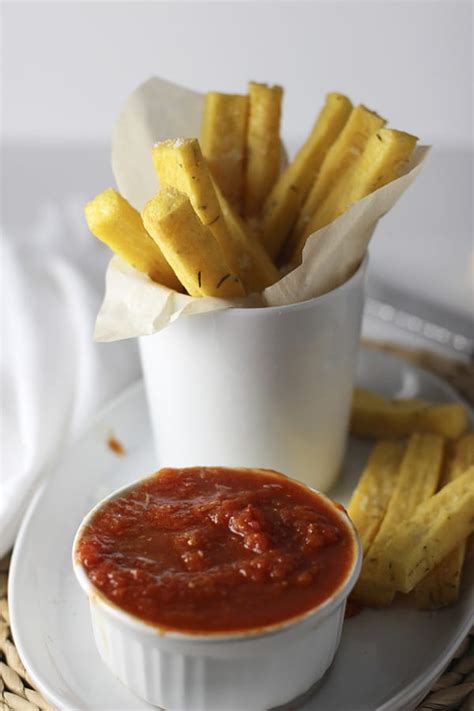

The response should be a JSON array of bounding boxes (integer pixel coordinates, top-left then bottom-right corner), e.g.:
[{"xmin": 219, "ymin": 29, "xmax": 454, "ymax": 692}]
[{"xmin": 1, "ymin": 342, "xmax": 473, "ymax": 711}]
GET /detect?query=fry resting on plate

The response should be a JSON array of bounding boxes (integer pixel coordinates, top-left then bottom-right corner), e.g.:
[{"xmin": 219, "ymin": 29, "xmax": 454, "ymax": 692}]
[
  {"xmin": 349, "ymin": 415, "xmax": 474, "ymax": 610},
  {"xmin": 351, "ymin": 388, "xmax": 468, "ymax": 439},
  {"xmin": 353, "ymin": 433, "xmax": 444, "ymax": 606}
]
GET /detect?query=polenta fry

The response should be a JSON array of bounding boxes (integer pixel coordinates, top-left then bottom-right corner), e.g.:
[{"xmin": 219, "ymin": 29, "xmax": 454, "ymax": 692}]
[
  {"xmin": 419, "ymin": 404, "xmax": 469, "ymax": 441},
  {"xmin": 261, "ymin": 92, "xmax": 352, "ymax": 260},
  {"xmin": 365, "ymin": 433, "xmax": 444, "ymax": 534},
  {"xmin": 291, "ymin": 128, "xmax": 417, "ymax": 264},
  {"xmin": 154, "ymin": 138, "xmax": 268, "ymax": 292},
  {"xmin": 213, "ymin": 180, "xmax": 281, "ymax": 292},
  {"xmin": 444, "ymin": 433, "xmax": 474, "ymax": 484},
  {"xmin": 142, "ymin": 189, "xmax": 244, "ymax": 298},
  {"xmin": 85, "ymin": 188, "xmax": 181, "ymax": 291},
  {"xmin": 413, "ymin": 543, "xmax": 467, "ymax": 610},
  {"xmin": 353, "ymin": 433, "xmax": 444, "ymax": 606},
  {"xmin": 415, "ymin": 433, "xmax": 474, "ymax": 609},
  {"xmin": 287, "ymin": 105, "xmax": 386, "ymax": 254},
  {"xmin": 347, "ymin": 441, "xmax": 405, "ymax": 555},
  {"xmin": 350, "ymin": 388, "xmax": 468, "ymax": 440},
  {"xmin": 384, "ymin": 467, "xmax": 474, "ymax": 593},
  {"xmin": 201, "ymin": 92, "xmax": 248, "ymax": 209},
  {"xmin": 243, "ymin": 82, "xmax": 283, "ymax": 218},
  {"xmin": 152, "ymin": 138, "xmax": 227, "ymax": 242}
]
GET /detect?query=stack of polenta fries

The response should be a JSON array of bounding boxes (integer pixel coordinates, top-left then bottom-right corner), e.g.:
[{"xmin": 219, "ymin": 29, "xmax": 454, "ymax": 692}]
[
  {"xmin": 348, "ymin": 389, "xmax": 474, "ymax": 610},
  {"xmin": 85, "ymin": 82, "xmax": 418, "ymax": 297}
]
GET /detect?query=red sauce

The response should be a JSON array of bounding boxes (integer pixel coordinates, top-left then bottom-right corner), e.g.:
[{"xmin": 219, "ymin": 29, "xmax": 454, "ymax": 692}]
[
  {"xmin": 107, "ymin": 435, "xmax": 125, "ymax": 456},
  {"xmin": 77, "ymin": 467, "xmax": 355, "ymax": 633}
]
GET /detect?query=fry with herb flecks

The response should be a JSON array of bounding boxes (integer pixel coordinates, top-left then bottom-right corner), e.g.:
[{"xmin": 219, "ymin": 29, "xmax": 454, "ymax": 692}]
[
  {"xmin": 384, "ymin": 467, "xmax": 474, "ymax": 594},
  {"xmin": 286, "ymin": 105, "xmax": 386, "ymax": 255},
  {"xmin": 350, "ymin": 388, "xmax": 468, "ymax": 440},
  {"xmin": 261, "ymin": 92, "xmax": 352, "ymax": 260},
  {"xmin": 347, "ymin": 440, "xmax": 405, "ymax": 555},
  {"xmin": 152, "ymin": 138, "xmax": 245, "ymax": 281},
  {"xmin": 291, "ymin": 128, "xmax": 417, "ymax": 264},
  {"xmin": 142, "ymin": 189, "xmax": 244, "ymax": 298},
  {"xmin": 201, "ymin": 92, "xmax": 248, "ymax": 210},
  {"xmin": 353, "ymin": 433, "xmax": 444, "ymax": 606},
  {"xmin": 414, "ymin": 433, "xmax": 474, "ymax": 609},
  {"xmin": 243, "ymin": 82, "xmax": 283, "ymax": 218},
  {"xmin": 85, "ymin": 188, "xmax": 181, "ymax": 291},
  {"xmin": 152, "ymin": 138, "xmax": 227, "ymax": 244},
  {"xmin": 212, "ymin": 179, "xmax": 281, "ymax": 292},
  {"xmin": 153, "ymin": 138, "xmax": 278, "ymax": 293}
]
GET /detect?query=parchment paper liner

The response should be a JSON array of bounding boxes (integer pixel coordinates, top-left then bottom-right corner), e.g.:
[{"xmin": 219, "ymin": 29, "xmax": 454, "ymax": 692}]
[{"xmin": 95, "ymin": 77, "xmax": 429, "ymax": 342}]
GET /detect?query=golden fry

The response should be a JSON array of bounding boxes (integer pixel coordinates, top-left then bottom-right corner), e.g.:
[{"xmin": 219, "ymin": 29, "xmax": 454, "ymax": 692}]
[
  {"xmin": 153, "ymin": 138, "xmax": 272, "ymax": 292},
  {"xmin": 350, "ymin": 388, "xmax": 468, "ymax": 440},
  {"xmin": 85, "ymin": 188, "xmax": 181, "ymax": 291},
  {"xmin": 201, "ymin": 92, "xmax": 248, "ymax": 209},
  {"xmin": 292, "ymin": 128, "xmax": 417, "ymax": 264},
  {"xmin": 288, "ymin": 105, "xmax": 386, "ymax": 252},
  {"xmin": 415, "ymin": 433, "xmax": 474, "ymax": 609},
  {"xmin": 414, "ymin": 545, "xmax": 466, "ymax": 610},
  {"xmin": 353, "ymin": 433, "xmax": 444, "ymax": 606},
  {"xmin": 419, "ymin": 404, "xmax": 470, "ymax": 441},
  {"xmin": 243, "ymin": 82, "xmax": 283, "ymax": 218},
  {"xmin": 444, "ymin": 433, "xmax": 474, "ymax": 484},
  {"xmin": 152, "ymin": 138, "xmax": 227, "ymax": 244},
  {"xmin": 261, "ymin": 93, "xmax": 352, "ymax": 260},
  {"xmin": 213, "ymin": 180, "xmax": 281, "ymax": 292},
  {"xmin": 347, "ymin": 441, "xmax": 405, "ymax": 555},
  {"xmin": 352, "ymin": 578, "xmax": 395, "ymax": 607},
  {"xmin": 365, "ymin": 433, "xmax": 444, "ymax": 533},
  {"xmin": 384, "ymin": 467, "xmax": 474, "ymax": 593},
  {"xmin": 142, "ymin": 189, "xmax": 244, "ymax": 298}
]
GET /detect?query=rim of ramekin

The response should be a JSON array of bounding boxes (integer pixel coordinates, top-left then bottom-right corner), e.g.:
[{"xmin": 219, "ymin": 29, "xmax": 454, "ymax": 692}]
[{"xmin": 73, "ymin": 467, "xmax": 362, "ymax": 642}]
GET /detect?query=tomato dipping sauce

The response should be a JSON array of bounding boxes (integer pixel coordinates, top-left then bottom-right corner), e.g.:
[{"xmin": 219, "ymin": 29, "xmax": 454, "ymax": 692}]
[{"xmin": 76, "ymin": 467, "xmax": 356, "ymax": 634}]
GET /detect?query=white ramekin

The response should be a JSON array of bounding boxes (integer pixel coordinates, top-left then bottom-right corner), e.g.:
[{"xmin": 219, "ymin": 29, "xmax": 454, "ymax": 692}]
[
  {"xmin": 139, "ymin": 256, "xmax": 367, "ymax": 494},
  {"xmin": 73, "ymin": 471, "xmax": 362, "ymax": 711}
]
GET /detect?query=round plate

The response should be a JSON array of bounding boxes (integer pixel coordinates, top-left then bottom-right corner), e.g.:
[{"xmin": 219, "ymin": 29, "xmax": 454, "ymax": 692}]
[{"xmin": 9, "ymin": 348, "xmax": 474, "ymax": 711}]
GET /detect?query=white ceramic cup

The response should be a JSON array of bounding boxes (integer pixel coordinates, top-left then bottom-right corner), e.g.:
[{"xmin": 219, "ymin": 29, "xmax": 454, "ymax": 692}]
[{"xmin": 139, "ymin": 257, "xmax": 367, "ymax": 492}]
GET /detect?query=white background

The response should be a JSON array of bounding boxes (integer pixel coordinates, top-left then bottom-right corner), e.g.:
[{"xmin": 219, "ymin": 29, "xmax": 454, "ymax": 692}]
[{"xmin": 2, "ymin": 0, "xmax": 473, "ymax": 333}]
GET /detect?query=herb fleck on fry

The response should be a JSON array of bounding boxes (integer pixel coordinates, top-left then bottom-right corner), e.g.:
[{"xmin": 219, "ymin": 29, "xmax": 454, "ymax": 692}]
[{"xmin": 216, "ymin": 273, "xmax": 231, "ymax": 289}]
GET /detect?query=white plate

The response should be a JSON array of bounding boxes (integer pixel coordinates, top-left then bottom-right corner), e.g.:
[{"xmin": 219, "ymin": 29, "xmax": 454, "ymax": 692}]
[{"xmin": 10, "ymin": 348, "xmax": 474, "ymax": 711}]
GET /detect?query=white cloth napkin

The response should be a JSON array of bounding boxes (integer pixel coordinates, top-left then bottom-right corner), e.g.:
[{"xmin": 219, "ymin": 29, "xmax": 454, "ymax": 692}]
[{"xmin": 0, "ymin": 197, "xmax": 140, "ymax": 557}]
